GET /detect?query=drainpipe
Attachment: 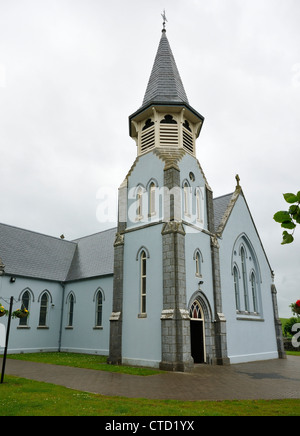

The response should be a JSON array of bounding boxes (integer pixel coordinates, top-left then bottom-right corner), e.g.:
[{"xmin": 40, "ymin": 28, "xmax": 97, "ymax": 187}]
[{"xmin": 58, "ymin": 282, "xmax": 65, "ymax": 352}]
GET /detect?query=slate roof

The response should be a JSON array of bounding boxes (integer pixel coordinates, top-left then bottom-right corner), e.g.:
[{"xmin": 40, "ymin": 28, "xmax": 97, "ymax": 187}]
[
  {"xmin": 66, "ymin": 228, "xmax": 116, "ymax": 282},
  {"xmin": 0, "ymin": 223, "xmax": 77, "ymax": 282},
  {"xmin": 0, "ymin": 194, "xmax": 234, "ymax": 283},
  {"xmin": 142, "ymin": 30, "xmax": 189, "ymax": 107},
  {"xmin": 213, "ymin": 193, "xmax": 234, "ymax": 233},
  {"xmin": 0, "ymin": 223, "xmax": 116, "ymax": 282}
]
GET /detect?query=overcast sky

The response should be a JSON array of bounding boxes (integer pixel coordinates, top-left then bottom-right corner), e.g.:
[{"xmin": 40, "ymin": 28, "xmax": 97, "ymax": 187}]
[{"xmin": 0, "ymin": 0, "xmax": 299, "ymax": 317}]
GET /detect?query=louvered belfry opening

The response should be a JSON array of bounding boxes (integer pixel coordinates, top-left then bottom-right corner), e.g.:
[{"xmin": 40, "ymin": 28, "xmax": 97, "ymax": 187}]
[
  {"xmin": 160, "ymin": 114, "xmax": 178, "ymax": 147},
  {"xmin": 141, "ymin": 118, "xmax": 155, "ymax": 153}
]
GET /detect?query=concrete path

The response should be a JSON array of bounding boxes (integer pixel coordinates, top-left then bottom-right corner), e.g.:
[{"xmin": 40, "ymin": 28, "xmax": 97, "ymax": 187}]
[{"xmin": 1, "ymin": 356, "xmax": 300, "ymax": 401}]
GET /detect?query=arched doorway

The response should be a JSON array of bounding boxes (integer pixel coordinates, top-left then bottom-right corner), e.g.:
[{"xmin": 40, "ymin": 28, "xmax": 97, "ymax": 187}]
[{"xmin": 190, "ymin": 300, "xmax": 206, "ymax": 363}]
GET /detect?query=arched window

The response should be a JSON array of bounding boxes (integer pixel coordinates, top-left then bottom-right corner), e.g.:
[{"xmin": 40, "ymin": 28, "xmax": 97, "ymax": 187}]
[
  {"xmin": 233, "ymin": 266, "xmax": 241, "ymax": 311},
  {"xmin": 95, "ymin": 290, "xmax": 103, "ymax": 327},
  {"xmin": 39, "ymin": 292, "xmax": 49, "ymax": 327},
  {"xmin": 232, "ymin": 234, "xmax": 262, "ymax": 315},
  {"xmin": 149, "ymin": 182, "xmax": 156, "ymax": 216},
  {"xmin": 136, "ymin": 187, "xmax": 143, "ymax": 219},
  {"xmin": 194, "ymin": 249, "xmax": 203, "ymax": 277},
  {"xmin": 183, "ymin": 182, "xmax": 190, "ymax": 216},
  {"xmin": 196, "ymin": 188, "xmax": 204, "ymax": 224},
  {"xmin": 190, "ymin": 300, "xmax": 203, "ymax": 320},
  {"xmin": 140, "ymin": 250, "xmax": 147, "ymax": 314},
  {"xmin": 196, "ymin": 252, "xmax": 201, "ymax": 277},
  {"xmin": 251, "ymin": 272, "xmax": 258, "ymax": 313},
  {"xmin": 241, "ymin": 247, "xmax": 249, "ymax": 311},
  {"xmin": 67, "ymin": 293, "xmax": 75, "ymax": 327},
  {"xmin": 19, "ymin": 290, "xmax": 31, "ymax": 326}
]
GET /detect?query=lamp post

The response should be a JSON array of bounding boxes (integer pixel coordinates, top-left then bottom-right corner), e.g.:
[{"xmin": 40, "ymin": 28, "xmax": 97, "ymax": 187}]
[{"xmin": 1, "ymin": 296, "xmax": 14, "ymax": 384}]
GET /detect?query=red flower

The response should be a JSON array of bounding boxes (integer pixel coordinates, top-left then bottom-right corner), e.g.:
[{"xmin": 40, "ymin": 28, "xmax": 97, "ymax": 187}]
[{"xmin": 296, "ymin": 300, "xmax": 300, "ymax": 308}]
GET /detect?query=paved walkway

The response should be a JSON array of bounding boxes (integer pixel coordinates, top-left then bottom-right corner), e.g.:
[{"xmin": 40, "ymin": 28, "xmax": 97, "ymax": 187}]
[{"xmin": 1, "ymin": 356, "xmax": 300, "ymax": 401}]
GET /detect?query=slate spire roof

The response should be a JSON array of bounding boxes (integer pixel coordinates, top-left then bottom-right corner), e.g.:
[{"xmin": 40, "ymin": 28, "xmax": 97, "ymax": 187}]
[{"xmin": 142, "ymin": 29, "xmax": 189, "ymax": 107}]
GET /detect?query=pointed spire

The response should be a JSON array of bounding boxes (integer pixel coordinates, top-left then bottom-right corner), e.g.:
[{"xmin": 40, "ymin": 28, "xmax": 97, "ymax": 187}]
[{"xmin": 142, "ymin": 30, "xmax": 189, "ymax": 108}]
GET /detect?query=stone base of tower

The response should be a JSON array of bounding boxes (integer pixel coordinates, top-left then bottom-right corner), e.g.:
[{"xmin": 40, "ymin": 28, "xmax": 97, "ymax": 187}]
[
  {"xmin": 160, "ymin": 311, "xmax": 194, "ymax": 372},
  {"xmin": 159, "ymin": 360, "xmax": 194, "ymax": 372}
]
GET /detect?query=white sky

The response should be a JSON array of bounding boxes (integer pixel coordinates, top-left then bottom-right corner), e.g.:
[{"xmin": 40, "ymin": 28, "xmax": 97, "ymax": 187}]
[{"xmin": 0, "ymin": 0, "xmax": 299, "ymax": 317}]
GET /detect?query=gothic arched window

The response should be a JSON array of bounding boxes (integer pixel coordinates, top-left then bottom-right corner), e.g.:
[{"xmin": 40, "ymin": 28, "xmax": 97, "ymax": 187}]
[
  {"xmin": 67, "ymin": 293, "xmax": 75, "ymax": 327},
  {"xmin": 19, "ymin": 290, "xmax": 31, "ymax": 327},
  {"xmin": 136, "ymin": 186, "xmax": 143, "ymax": 220},
  {"xmin": 95, "ymin": 289, "xmax": 103, "ymax": 327},
  {"xmin": 149, "ymin": 182, "xmax": 156, "ymax": 216},
  {"xmin": 251, "ymin": 272, "xmax": 258, "ymax": 313},
  {"xmin": 183, "ymin": 181, "xmax": 191, "ymax": 216},
  {"xmin": 233, "ymin": 266, "xmax": 241, "ymax": 311},
  {"xmin": 39, "ymin": 292, "xmax": 49, "ymax": 327},
  {"xmin": 140, "ymin": 250, "xmax": 147, "ymax": 314},
  {"xmin": 241, "ymin": 246, "xmax": 249, "ymax": 312}
]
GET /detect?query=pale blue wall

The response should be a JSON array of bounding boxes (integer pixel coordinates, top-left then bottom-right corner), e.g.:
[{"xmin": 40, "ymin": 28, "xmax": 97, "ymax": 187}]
[
  {"xmin": 60, "ymin": 276, "xmax": 113, "ymax": 355},
  {"xmin": 219, "ymin": 195, "xmax": 278, "ymax": 363},
  {"xmin": 121, "ymin": 152, "xmax": 164, "ymax": 367},
  {"xmin": 0, "ymin": 276, "xmax": 63, "ymax": 353},
  {"xmin": 0, "ymin": 274, "xmax": 113, "ymax": 356},
  {"xmin": 122, "ymin": 226, "xmax": 163, "ymax": 367}
]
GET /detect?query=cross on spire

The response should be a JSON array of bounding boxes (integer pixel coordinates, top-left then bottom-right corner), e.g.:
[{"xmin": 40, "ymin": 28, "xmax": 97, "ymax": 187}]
[{"xmin": 161, "ymin": 9, "xmax": 168, "ymax": 31}]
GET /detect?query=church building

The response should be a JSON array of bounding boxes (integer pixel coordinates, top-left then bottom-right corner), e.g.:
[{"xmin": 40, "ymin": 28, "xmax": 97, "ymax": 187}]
[{"xmin": 0, "ymin": 23, "xmax": 285, "ymax": 371}]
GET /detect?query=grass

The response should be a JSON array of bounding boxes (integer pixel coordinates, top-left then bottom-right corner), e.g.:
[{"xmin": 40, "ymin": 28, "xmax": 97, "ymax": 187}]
[
  {"xmin": 0, "ymin": 375, "xmax": 300, "ymax": 416},
  {"xmin": 6, "ymin": 352, "xmax": 161, "ymax": 376},
  {"xmin": 1, "ymin": 351, "xmax": 299, "ymax": 416}
]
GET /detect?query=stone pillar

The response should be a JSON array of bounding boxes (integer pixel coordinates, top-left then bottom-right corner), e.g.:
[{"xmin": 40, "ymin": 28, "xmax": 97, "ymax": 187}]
[
  {"xmin": 108, "ymin": 181, "xmax": 127, "ymax": 365},
  {"xmin": 207, "ymin": 188, "xmax": 230, "ymax": 365},
  {"xmin": 271, "ymin": 278, "xmax": 286, "ymax": 359},
  {"xmin": 160, "ymin": 164, "xmax": 193, "ymax": 372},
  {"xmin": 107, "ymin": 234, "xmax": 124, "ymax": 365}
]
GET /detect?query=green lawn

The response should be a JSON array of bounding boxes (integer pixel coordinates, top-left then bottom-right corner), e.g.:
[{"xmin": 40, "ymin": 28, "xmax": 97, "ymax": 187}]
[
  {"xmin": 1, "ymin": 352, "xmax": 299, "ymax": 416},
  {"xmin": 0, "ymin": 375, "xmax": 299, "ymax": 416},
  {"xmin": 6, "ymin": 352, "xmax": 161, "ymax": 376}
]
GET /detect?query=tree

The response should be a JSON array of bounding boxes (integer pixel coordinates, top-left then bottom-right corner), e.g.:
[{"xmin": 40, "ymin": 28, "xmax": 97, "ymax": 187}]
[{"xmin": 273, "ymin": 192, "xmax": 300, "ymax": 244}]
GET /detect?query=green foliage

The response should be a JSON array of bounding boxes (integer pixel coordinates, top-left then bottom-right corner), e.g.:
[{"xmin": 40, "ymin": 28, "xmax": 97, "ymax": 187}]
[
  {"xmin": 274, "ymin": 191, "xmax": 300, "ymax": 244},
  {"xmin": 6, "ymin": 353, "xmax": 161, "ymax": 376},
  {"xmin": 0, "ymin": 305, "xmax": 8, "ymax": 316},
  {"xmin": 283, "ymin": 317, "xmax": 299, "ymax": 337}
]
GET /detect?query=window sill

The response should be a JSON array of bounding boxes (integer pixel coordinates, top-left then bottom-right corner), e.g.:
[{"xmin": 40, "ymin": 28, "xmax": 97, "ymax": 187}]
[
  {"xmin": 65, "ymin": 326, "xmax": 73, "ymax": 329},
  {"xmin": 37, "ymin": 326, "xmax": 49, "ymax": 329},
  {"xmin": 17, "ymin": 326, "xmax": 30, "ymax": 329},
  {"xmin": 236, "ymin": 312, "xmax": 264, "ymax": 322},
  {"xmin": 93, "ymin": 326, "xmax": 103, "ymax": 330},
  {"xmin": 138, "ymin": 313, "xmax": 147, "ymax": 319}
]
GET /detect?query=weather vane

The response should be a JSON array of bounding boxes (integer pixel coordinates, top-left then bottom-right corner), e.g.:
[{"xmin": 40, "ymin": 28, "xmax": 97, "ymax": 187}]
[{"xmin": 161, "ymin": 9, "xmax": 168, "ymax": 30}]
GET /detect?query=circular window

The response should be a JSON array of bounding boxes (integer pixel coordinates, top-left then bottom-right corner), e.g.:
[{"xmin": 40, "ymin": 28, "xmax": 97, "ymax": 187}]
[{"xmin": 189, "ymin": 172, "xmax": 195, "ymax": 182}]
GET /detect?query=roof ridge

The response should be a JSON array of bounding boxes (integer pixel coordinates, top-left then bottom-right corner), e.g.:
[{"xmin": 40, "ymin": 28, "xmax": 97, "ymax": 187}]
[
  {"xmin": 0, "ymin": 222, "xmax": 76, "ymax": 245},
  {"xmin": 72, "ymin": 226, "xmax": 117, "ymax": 242},
  {"xmin": 213, "ymin": 192, "xmax": 234, "ymax": 201}
]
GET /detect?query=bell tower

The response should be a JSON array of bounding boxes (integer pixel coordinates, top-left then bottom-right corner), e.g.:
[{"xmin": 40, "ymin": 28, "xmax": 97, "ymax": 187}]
[
  {"xmin": 108, "ymin": 18, "xmax": 229, "ymax": 371},
  {"xmin": 129, "ymin": 27, "xmax": 204, "ymax": 158}
]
